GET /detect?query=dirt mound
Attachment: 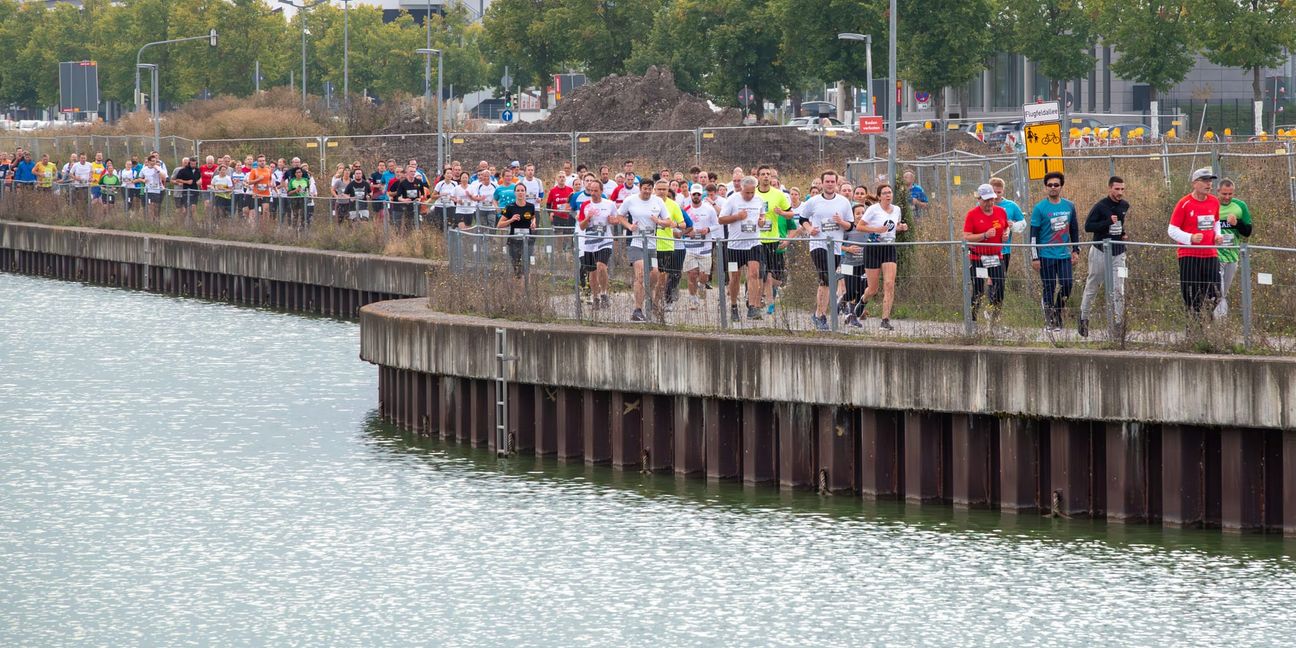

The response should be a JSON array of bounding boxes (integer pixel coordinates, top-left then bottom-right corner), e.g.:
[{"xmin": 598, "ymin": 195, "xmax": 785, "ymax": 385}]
[{"xmin": 506, "ymin": 67, "xmax": 743, "ymax": 133}]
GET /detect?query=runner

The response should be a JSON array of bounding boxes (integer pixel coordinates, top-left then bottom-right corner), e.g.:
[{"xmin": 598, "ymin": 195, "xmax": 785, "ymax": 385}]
[
  {"xmin": 432, "ymin": 167, "xmax": 457, "ymax": 229},
  {"xmin": 142, "ymin": 157, "xmax": 167, "ymax": 219},
  {"xmin": 600, "ymin": 166, "xmax": 617, "ymax": 196},
  {"xmin": 1078, "ymin": 176, "xmax": 1130, "ymax": 337},
  {"xmin": 1167, "ymin": 168, "xmax": 1222, "ymax": 318},
  {"xmin": 120, "ymin": 157, "xmax": 142, "ymax": 211},
  {"xmin": 610, "ymin": 173, "xmax": 637, "ymax": 207},
  {"xmin": 546, "ymin": 172, "xmax": 575, "ymax": 235},
  {"xmin": 569, "ymin": 173, "xmax": 599, "ymax": 303},
  {"xmin": 755, "ymin": 165, "xmax": 794, "ymax": 314},
  {"xmin": 578, "ymin": 175, "xmax": 616, "ymax": 308},
  {"xmin": 342, "ymin": 168, "xmax": 372, "ymax": 222},
  {"xmin": 497, "ymin": 184, "xmax": 538, "ymax": 278},
  {"xmin": 903, "ymin": 170, "xmax": 928, "ymax": 216},
  {"xmin": 97, "ymin": 160, "xmax": 120, "ymax": 215},
  {"xmin": 286, "ymin": 167, "xmax": 310, "ymax": 229},
  {"xmin": 614, "ymin": 178, "xmax": 668, "ymax": 322},
  {"xmin": 210, "ymin": 163, "xmax": 234, "ymax": 217},
  {"xmin": 857, "ymin": 184, "xmax": 908, "ymax": 330},
  {"xmin": 653, "ymin": 179, "xmax": 691, "ymax": 309},
  {"xmin": 449, "ymin": 171, "xmax": 477, "ymax": 230},
  {"xmin": 964, "ymin": 184, "xmax": 1008, "ymax": 317},
  {"xmin": 199, "ymin": 155, "xmax": 217, "ymax": 207},
  {"xmin": 469, "ymin": 169, "xmax": 497, "ymax": 225},
  {"xmin": 1029, "ymin": 171, "xmax": 1080, "ymax": 332},
  {"xmin": 798, "ymin": 171, "xmax": 853, "ymax": 330},
  {"xmin": 839, "ymin": 203, "xmax": 871, "ymax": 327},
  {"xmin": 519, "ymin": 163, "xmax": 544, "ymax": 207},
  {"xmin": 90, "ymin": 152, "xmax": 105, "ymax": 204},
  {"xmin": 388, "ymin": 166, "xmax": 426, "ymax": 230},
  {"xmin": 1213, "ymin": 178, "xmax": 1253, "ymax": 317},
  {"xmin": 682, "ymin": 184, "xmax": 719, "ymax": 310},
  {"xmin": 718, "ymin": 176, "xmax": 767, "ymax": 322},
  {"xmin": 988, "ymin": 177, "xmax": 1026, "ymax": 272},
  {"xmin": 172, "ymin": 157, "xmax": 201, "ymax": 220},
  {"xmin": 246, "ymin": 155, "xmax": 274, "ymax": 220}
]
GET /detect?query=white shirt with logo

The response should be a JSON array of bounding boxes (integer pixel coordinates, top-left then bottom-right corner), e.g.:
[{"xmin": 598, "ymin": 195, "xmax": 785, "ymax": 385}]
[
  {"xmin": 800, "ymin": 193, "xmax": 853, "ymax": 253},
  {"xmin": 617, "ymin": 194, "xmax": 667, "ymax": 249},
  {"xmin": 720, "ymin": 194, "xmax": 765, "ymax": 251}
]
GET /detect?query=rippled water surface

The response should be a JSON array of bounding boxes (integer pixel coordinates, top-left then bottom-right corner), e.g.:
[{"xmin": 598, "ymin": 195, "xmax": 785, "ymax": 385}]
[{"xmin": 2, "ymin": 272, "xmax": 1295, "ymax": 646}]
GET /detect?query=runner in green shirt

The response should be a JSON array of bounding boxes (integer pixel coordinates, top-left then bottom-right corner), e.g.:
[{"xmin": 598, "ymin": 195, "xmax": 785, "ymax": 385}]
[
  {"xmin": 1214, "ymin": 178, "xmax": 1254, "ymax": 317},
  {"xmin": 653, "ymin": 180, "xmax": 690, "ymax": 308},
  {"xmin": 755, "ymin": 165, "xmax": 794, "ymax": 314}
]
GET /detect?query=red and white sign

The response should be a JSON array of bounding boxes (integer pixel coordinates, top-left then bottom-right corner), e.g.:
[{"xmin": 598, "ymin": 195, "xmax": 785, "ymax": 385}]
[{"xmin": 858, "ymin": 116, "xmax": 885, "ymax": 134}]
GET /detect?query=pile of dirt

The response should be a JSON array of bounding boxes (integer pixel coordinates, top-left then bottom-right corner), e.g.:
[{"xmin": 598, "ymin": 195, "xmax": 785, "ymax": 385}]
[{"xmin": 506, "ymin": 67, "xmax": 743, "ymax": 133}]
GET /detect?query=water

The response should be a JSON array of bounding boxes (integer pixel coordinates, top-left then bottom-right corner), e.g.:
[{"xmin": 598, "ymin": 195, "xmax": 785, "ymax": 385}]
[{"xmin": 2, "ymin": 272, "xmax": 1294, "ymax": 646}]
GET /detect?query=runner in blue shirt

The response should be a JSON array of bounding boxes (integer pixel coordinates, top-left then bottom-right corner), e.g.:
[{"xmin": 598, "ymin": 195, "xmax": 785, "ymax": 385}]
[
  {"xmin": 989, "ymin": 177, "xmax": 1026, "ymax": 273},
  {"xmin": 1029, "ymin": 171, "xmax": 1081, "ymax": 332}
]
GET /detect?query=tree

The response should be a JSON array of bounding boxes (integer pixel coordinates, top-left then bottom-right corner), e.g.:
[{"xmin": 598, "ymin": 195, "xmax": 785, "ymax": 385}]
[
  {"xmin": 481, "ymin": 0, "xmax": 565, "ymax": 108},
  {"xmin": 1098, "ymin": 0, "xmax": 1194, "ymax": 102},
  {"xmin": 777, "ymin": 0, "xmax": 886, "ymax": 112},
  {"xmin": 625, "ymin": 0, "xmax": 715, "ymax": 95},
  {"xmin": 1000, "ymin": 0, "xmax": 1098, "ymax": 102},
  {"xmin": 552, "ymin": 0, "xmax": 663, "ymax": 79},
  {"xmin": 899, "ymin": 0, "xmax": 994, "ymax": 120},
  {"xmin": 1195, "ymin": 0, "xmax": 1296, "ymax": 101}
]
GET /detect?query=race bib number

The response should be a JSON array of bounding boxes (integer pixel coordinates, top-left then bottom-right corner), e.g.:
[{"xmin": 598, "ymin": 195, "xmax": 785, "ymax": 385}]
[
  {"xmin": 1221, "ymin": 231, "xmax": 1235, "ymax": 245},
  {"xmin": 981, "ymin": 255, "xmax": 1001, "ymax": 268},
  {"xmin": 1050, "ymin": 215, "xmax": 1068, "ymax": 232},
  {"xmin": 406, "ymin": 189, "xmax": 419, "ymax": 198},
  {"xmin": 821, "ymin": 221, "xmax": 840, "ymax": 232},
  {"xmin": 1196, "ymin": 215, "xmax": 1215, "ymax": 231},
  {"xmin": 257, "ymin": 183, "xmax": 268, "ymax": 191},
  {"xmin": 740, "ymin": 223, "xmax": 758, "ymax": 233},
  {"xmin": 1109, "ymin": 221, "xmax": 1123, "ymax": 236}
]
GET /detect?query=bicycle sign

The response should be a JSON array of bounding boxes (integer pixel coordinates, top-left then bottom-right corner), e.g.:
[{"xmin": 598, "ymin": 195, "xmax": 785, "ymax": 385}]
[{"xmin": 1024, "ymin": 121, "xmax": 1064, "ymax": 180}]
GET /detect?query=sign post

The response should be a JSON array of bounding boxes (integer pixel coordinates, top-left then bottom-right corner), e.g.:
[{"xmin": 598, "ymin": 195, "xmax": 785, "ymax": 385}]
[{"xmin": 1023, "ymin": 101, "xmax": 1063, "ymax": 180}]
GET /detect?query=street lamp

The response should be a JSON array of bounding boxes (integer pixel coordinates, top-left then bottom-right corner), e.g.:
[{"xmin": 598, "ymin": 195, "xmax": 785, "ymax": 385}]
[
  {"xmin": 134, "ymin": 30, "xmax": 218, "ymax": 115},
  {"xmin": 837, "ymin": 32, "xmax": 875, "ymax": 160},
  {"xmin": 887, "ymin": 0, "xmax": 897, "ymax": 186},
  {"xmin": 416, "ymin": 48, "xmax": 445, "ymax": 173},
  {"xmin": 279, "ymin": 0, "xmax": 316, "ymax": 108},
  {"xmin": 137, "ymin": 63, "xmax": 160, "ymax": 151}
]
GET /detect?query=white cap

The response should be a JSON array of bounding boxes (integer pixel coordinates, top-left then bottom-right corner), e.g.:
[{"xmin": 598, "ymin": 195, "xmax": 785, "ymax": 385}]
[
  {"xmin": 1190, "ymin": 167, "xmax": 1217, "ymax": 182},
  {"xmin": 976, "ymin": 183, "xmax": 996, "ymax": 200},
  {"xmin": 689, "ymin": 184, "xmax": 704, "ymax": 195}
]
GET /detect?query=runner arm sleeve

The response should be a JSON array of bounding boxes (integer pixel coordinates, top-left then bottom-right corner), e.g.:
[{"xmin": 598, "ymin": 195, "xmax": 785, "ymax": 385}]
[
  {"xmin": 1167, "ymin": 224, "xmax": 1193, "ymax": 245},
  {"xmin": 1084, "ymin": 203, "xmax": 1105, "ymax": 233},
  {"xmin": 1236, "ymin": 201, "xmax": 1254, "ymax": 237}
]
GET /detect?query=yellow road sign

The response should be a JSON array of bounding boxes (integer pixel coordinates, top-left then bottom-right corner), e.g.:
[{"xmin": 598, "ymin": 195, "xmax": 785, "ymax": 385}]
[{"xmin": 1024, "ymin": 122, "xmax": 1064, "ymax": 180}]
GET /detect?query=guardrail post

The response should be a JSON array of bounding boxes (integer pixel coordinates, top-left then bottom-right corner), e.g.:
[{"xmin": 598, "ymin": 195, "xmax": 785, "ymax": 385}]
[
  {"xmin": 573, "ymin": 228, "xmax": 583, "ymax": 321},
  {"xmin": 694, "ymin": 128, "xmax": 702, "ymax": 165},
  {"xmin": 1286, "ymin": 142, "xmax": 1296, "ymax": 206},
  {"xmin": 1240, "ymin": 242, "xmax": 1253, "ymax": 349},
  {"xmin": 961, "ymin": 241, "xmax": 973, "ymax": 336},
  {"xmin": 569, "ymin": 132, "xmax": 577, "ymax": 171},
  {"xmin": 317, "ymin": 136, "xmax": 326, "ymax": 174},
  {"xmin": 1103, "ymin": 242, "xmax": 1117, "ymax": 344},
  {"xmin": 717, "ymin": 241, "xmax": 729, "ymax": 330},
  {"xmin": 826, "ymin": 235, "xmax": 838, "ymax": 332}
]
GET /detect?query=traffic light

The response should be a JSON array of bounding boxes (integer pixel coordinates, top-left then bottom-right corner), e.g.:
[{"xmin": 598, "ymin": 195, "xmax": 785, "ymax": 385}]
[{"xmin": 504, "ymin": 92, "xmax": 513, "ymax": 109}]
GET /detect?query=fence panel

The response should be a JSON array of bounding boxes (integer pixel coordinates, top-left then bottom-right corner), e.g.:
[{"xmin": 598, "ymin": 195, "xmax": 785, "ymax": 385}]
[
  {"xmin": 446, "ymin": 132, "xmax": 573, "ymax": 180},
  {"xmin": 701, "ymin": 125, "xmax": 842, "ymax": 183},
  {"xmin": 197, "ymin": 136, "xmax": 326, "ymax": 172},
  {"xmin": 324, "ymin": 133, "xmax": 441, "ymax": 175}
]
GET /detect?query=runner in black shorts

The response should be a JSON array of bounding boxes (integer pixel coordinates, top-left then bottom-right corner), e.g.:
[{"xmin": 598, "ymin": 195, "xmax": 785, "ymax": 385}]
[
  {"xmin": 858, "ymin": 184, "xmax": 908, "ymax": 330},
  {"xmin": 810, "ymin": 247, "xmax": 836, "ymax": 286}
]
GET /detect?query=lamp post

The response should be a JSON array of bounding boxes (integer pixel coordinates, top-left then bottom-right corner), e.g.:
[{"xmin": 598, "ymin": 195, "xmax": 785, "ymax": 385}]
[
  {"xmin": 837, "ymin": 33, "xmax": 875, "ymax": 160},
  {"xmin": 137, "ymin": 63, "xmax": 160, "ymax": 151},
  {"xmin": 279, "ymin": 0, "xmax": 315, "ymax": 108},
  {"xmin": 416, "ymin": 48, "xmax": 445, "ymax": 173},
  {"xmin": 887, "ymin": 0, "xmax": 897, "ymax": 186},
  {"xmin": 134, "ymin": 30, "xmax": 218, "ymax": 115},
  {"xmin": 343, "ymin": 0, "xmax": 350, "ymax": 107}
]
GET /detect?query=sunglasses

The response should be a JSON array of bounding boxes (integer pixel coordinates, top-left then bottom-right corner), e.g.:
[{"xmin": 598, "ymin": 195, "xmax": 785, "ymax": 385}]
[{"xmin": 1045, "ymin": 183, "xmax": 1062, "ymax": 188}]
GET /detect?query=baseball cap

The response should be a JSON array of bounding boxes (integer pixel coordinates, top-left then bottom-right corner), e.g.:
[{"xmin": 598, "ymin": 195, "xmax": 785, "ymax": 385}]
[
  {"xmin": 976, "ymin": 183, "xmax": 996, "ymax": 200},
  {"xmin": 510, "ymin": 160, "xmax": 521, "ymax": 168},
  {"xmin": 1190, "ymin": 167, "xmax": 1217, "ymax": 182},
  {"xmin": 689, "ymin": 184, "xmax": 704, "ymax": 195}
]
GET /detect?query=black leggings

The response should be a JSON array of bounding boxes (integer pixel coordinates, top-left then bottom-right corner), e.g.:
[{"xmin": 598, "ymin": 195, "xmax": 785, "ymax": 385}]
[{"xmin": 1179, "ymin": 256, "xmax": 1219, "ymax": 313}]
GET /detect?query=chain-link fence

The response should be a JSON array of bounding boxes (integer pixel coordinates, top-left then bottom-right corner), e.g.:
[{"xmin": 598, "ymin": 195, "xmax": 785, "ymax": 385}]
[{"xmin": 0, "ymin": 134, "xmax": 195, "ymax": 165}]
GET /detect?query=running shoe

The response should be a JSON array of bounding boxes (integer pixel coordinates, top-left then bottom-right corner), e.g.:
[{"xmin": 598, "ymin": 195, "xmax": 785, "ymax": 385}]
[{"xmin": 630, "ymin": 309, "xmax": 647, "ymax": 323}]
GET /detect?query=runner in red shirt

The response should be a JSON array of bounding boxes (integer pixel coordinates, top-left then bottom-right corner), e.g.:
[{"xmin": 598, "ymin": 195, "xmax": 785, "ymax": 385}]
[
  {"xmin": 199, "ymin": 155, "xmax": 217, "ymax": 191},
  {"xmin": 1167, "ymin": 168, "xmax": 1222, "ymax": 315},
  {"xmin": 546, "ymin": 172, "xmax": 575, "ymax": 232},
  {"xmin": 964, "ymin": 184, "xmax": 1008, "ymax": 316}
]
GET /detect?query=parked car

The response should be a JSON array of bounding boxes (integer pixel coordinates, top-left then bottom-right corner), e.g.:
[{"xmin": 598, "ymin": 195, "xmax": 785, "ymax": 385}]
[
  {"xmin": 800, "ymin": 101, "xmax": 835, "ymax": 118},
  {"xmin": 984, "ymin": 120, "xmax": 1025, "ymax": 144},
  {"xmin": 788, "ymin": 116, "xmax": 853, "ymax": 134}
]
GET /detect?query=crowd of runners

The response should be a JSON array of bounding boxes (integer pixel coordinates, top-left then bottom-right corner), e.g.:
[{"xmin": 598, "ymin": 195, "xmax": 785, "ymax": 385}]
[{"xmin": 0, "ymin": 146, "xmax": 1258, "ymax": 333}]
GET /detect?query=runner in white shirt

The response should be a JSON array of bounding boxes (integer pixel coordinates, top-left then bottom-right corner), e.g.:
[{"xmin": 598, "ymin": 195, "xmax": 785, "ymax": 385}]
[
  {"xmin": 798, "ymin": 170, "xmax": 855, "ymax": 330},
  {"xmin": 519, "ymin": 164, "xmax": 544, "ymax": 207},
  {"xmin": 615, "ymin": 181, "xmax": 669, "ymax": 322},
  {"xmin": 681, "ymin": 184, "xmax": 719, "ymax": 310},
  {"xmin": 469, "ymin": 176, "xmax": 496, "ymax": 223},
  {"xmin": 142, "ymin": 159, "xmax": 167, "ymax": 219},
  {"xmin": 857, "ymin": 184, "xmax": 909, "ymax": 330},
  {"xmin": 718, "ymin": 175, "xmax": 768, "ymax": 321},
  {"xmin": 119, "ymin": 163, "xmax": 140, "ymax": 212},
  {"xmin": 578, "ymin": 176, "xmax": 616, "ymax": 308}
]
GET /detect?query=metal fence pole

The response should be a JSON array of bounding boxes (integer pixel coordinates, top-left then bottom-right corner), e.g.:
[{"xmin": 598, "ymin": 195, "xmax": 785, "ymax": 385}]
[
  {"xmin": 641, "ymin": 231, "xmax": 653, "ymax": 318},
  {"xmin": 694, "ymin": 128, "xmax": 702, "ymax": 166},
  {"xmin": 945, "ymin": 160, "xmax": 959, "ymax": 279},
  {"xmin": 573, "ymin": 229, "xmax": 583, "ymax": 321},
  {"xmin": 717, "ymin": 241, "xmax": 729, "ymax": 330},
  {"xmin": 826, "ymin": 235, "xmax": 839, "ymax": 332},
  {"xmin": 1240, "ymin": 242, "xmax": 1253, "ymax": 348},
  {"xmin": 1103, "ymin": 242, "xmax": 1117, "ymax": 343},
  {"xmin": 1286, "ymin": 142, "xmax": 1296, "ymax": 205},
  {"xmin": 961, "ymin": 241, "xmax": 973, "ymax": 336}
]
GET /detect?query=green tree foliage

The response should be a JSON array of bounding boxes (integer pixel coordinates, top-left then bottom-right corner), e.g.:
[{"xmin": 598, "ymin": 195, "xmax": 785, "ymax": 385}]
[
  {"xmin": 1097, "ymin": 0, "xmax": 1195, "ymax": 102},
  {"xmin": 0, "ymin": 0, "xmax": 486, "ymax": 113},
  {"xmin": 628, "ymin": 0, "xmax": 787, "ymax": 117},
  {"xmin": 553, "ymin": 0, "xmax": 663, "ymax": 79},
  {"xmin": 1000, "ymin": 0, "xmax": 1098, "ymax": 101},
  {"xmin": 1194, "ymin": 0, "xmax": 1296, "ymax": 100},
  {"xmin": 777, "ymin": 0, "xmax": 886, "ymax": 106},
  {"xmin": 899, "ymin": 0, "xmax": 994, "ymax": 119},
  {"xmin": 481, "ymin": 0, "xmax": 565, "ymax": 107}
]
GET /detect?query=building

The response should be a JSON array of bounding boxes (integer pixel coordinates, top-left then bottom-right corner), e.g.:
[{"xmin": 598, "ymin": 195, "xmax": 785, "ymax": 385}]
[{"xmin": 353, "ymin": 0, "xmax": 489, "ymax": 23}]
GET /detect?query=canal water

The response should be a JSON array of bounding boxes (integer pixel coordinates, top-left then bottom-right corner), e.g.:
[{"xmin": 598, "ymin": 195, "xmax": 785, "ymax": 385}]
[{"xmin": 2, "ymin": 272, "xmax": 1294, "ymax": 646}]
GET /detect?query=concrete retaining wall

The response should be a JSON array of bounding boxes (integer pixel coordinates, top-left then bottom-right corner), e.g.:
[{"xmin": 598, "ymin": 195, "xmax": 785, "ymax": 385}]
[
  {"xmin": 361, "ymin": 299, "xmax": 1296, "ymax": 430},
  {"xmin": 1, "ymin": 220, "xmax": 429, "ymax": 296}
]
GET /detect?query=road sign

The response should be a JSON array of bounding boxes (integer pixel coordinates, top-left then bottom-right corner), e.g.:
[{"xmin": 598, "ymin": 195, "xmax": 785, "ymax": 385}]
[
  {"xmin": 1024, "ymin": 101, "xmax": 1060, "ymax": 124},
  {"xmin": 914, "ymin": 90, "xmax": 930, "ymax": 110},
  {"xmin": 738, "ymin": 86, "xmax": 753, "ymax": 108},
  {"xmin": 1024, "ymin": 122, "xmax": 1064, "ymax": 180},
  {"xmin": 58, "ymin": 60, "xmax": 99, "ymax": 114},
  {"xmin": 209, "ymin": 28, "xmax": 218, "ymax": 47},
  {"xmin": 858, "ymin": 116, "xmax": 884, "ymax": 134},
  {"xmin": 501, "ymin": 109, "xmax": 514, "ymax": 123},
  {"xmin": 501, "ymin": 66, "xmax": 513, "ymax": 90}
]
